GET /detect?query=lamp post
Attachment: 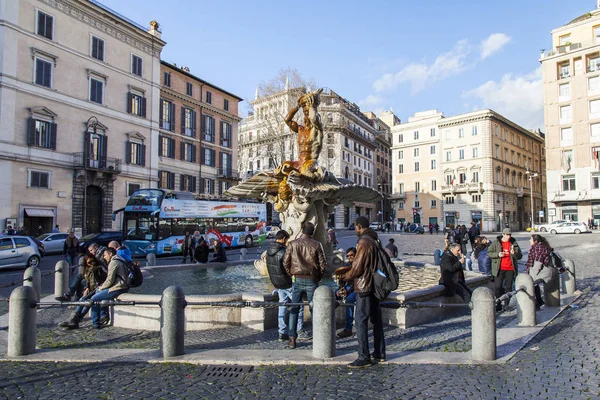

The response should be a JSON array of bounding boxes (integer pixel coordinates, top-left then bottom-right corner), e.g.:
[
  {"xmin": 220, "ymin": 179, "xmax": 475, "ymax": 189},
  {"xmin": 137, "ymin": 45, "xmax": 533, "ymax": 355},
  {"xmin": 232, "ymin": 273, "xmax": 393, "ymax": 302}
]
[
  {"xmin": 526, "ymin": 170, "xmax": 539, "ymax": 232},
  {"xmin": 378, "ymin": 181, "xmax": 384, "ymax": 225},
  {"xmin": 83, "ymin": 116, "xmax": 100, "ymax": 236}
]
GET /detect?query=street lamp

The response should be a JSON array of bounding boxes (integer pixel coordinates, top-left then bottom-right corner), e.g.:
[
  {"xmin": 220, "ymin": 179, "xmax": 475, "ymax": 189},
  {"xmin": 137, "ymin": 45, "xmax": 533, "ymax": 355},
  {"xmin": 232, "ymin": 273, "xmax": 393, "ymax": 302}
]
[{"xmin": 526, "ymin": 170, "xmax": 539, "ymax": 232}]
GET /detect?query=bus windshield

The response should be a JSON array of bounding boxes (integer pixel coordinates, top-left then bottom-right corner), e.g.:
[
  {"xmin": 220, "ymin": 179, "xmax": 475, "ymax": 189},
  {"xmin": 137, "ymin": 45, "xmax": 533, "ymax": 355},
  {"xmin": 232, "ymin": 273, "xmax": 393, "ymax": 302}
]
[
  {"xmin": 126, "ymin": 189, "xmax": 164, "ymax": 208},
  {"xmin": 125, "ymin": 214, "xmax": 157, "ymax": 241}
]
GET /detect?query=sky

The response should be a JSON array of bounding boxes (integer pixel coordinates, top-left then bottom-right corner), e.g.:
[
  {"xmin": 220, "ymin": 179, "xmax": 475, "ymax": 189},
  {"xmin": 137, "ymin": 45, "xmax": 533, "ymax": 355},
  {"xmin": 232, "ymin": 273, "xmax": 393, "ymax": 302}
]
[{"xmin": 98, "ymin": 0, "xmax": 596, "ymax": 130}]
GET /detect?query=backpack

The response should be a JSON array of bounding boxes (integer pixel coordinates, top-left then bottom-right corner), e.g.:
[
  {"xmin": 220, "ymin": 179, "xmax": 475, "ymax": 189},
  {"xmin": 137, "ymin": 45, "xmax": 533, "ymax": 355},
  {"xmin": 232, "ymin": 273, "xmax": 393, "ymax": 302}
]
[
  {"xmin": 363, "ymin": 236, "xmax": 400, "ymax": 300},
  {"xmin": 123, "ymin": 260, "xmax": 143, "ymax": 288},
  {"xmin": 548, "ymin": 251, "xmax": 564, "ymax": 270},
  {"xmin": 446, "ymin": 229, "xmax": 457, "ymax": 244}
]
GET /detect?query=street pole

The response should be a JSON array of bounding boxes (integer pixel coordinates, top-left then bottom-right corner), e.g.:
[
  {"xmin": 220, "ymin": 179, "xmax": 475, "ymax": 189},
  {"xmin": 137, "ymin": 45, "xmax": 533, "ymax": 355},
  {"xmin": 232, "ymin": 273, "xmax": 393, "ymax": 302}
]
[{"xmin": 526, "ymin": 170, "xmax": 538, "ymax": 232}]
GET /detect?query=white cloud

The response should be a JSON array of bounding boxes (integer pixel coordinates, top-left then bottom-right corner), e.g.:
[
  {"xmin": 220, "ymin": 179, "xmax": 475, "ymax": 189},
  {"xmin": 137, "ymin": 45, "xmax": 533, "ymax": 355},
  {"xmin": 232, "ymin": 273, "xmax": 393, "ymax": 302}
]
[
  {"xmin": 462, "ymin": 68, "xmax": 543, "ymax": 129},
  {"xmin": 373, "ymin": 39, "xmax": 471, "ymax": 94},
  {"xmin": 480, "ymin": 33, "xmax": 511, "ymax": 60},
  {"xmin": 358, "ymin": 94, "xmax": 384, "ymax": 109}
]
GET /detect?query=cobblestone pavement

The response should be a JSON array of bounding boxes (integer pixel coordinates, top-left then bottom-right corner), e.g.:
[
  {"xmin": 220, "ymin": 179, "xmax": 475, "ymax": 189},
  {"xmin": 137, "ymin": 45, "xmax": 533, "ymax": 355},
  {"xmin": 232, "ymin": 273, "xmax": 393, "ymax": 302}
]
[{"xmin": 0, "ymin": 233, "xmax": 598, "ymax": 399}]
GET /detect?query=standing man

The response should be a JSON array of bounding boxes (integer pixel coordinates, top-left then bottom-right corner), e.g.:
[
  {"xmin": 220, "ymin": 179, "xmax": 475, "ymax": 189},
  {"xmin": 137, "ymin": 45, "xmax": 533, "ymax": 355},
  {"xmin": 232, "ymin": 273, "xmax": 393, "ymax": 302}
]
[
  {"xmin": 181, "ymin": 231, "xmax": 194, "ymax": 263},
  {"xmin": 265, "ymin": 230, "xmax": 293, "ymax": 341},
  {"xmin": 283, "ymin": 222, "xmax": 327, "ymax": 349},
  {"xmin": 488, "ymin": 228, "xmax": 522, "ymax": 311},
  {"xmin": 343, "ymin": 216, "xmax": 385, "ymax": 368},
  {"xmin": 384, "ymin": 238, "xmax": 398, "ymax": 259},
  {"xmin": 468, "ymin": 222, "xmax": 480, "ymax": 251},
  {"xmin": 63, "ymin": 231, "xmax": 79, "ymax": 267}
]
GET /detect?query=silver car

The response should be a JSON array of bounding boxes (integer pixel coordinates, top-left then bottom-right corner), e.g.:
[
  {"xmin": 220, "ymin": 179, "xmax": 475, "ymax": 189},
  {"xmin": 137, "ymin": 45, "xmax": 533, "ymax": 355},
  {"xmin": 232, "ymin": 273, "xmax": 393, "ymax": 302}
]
[
  {"xmin": 0, "ymin": 236, "xmax": 41, "ymax": 269},
  {"xmin": 36, "ymin": 232, "xmax": 71, "ymax": 255}
]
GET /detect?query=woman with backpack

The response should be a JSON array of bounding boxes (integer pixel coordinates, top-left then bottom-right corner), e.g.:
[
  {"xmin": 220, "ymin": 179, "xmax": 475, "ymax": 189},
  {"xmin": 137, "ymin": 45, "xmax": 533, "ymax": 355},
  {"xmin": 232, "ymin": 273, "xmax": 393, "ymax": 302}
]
[{"xmin": 525, "ymin": 234, "xmax": 554, "ymax": 309}]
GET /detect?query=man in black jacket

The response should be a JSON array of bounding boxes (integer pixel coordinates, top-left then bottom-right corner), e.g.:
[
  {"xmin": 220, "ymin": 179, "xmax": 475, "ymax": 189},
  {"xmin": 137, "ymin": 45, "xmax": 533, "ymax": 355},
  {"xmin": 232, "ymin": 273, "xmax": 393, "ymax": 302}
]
[
  {"xmin": 439, "ymin": 243, "xmax": 471, "ymax": 302},
  {"xmin": 265, "ymin": 230, "xmax": 294, "ymax": 341}
]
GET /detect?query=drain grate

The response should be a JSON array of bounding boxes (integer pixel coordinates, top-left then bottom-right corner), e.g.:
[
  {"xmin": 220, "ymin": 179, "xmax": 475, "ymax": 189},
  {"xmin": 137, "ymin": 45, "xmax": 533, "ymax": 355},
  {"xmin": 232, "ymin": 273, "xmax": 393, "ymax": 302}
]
[{"xmin": 202, "ymin": 366, "xmax": 253, "ymax": 379}]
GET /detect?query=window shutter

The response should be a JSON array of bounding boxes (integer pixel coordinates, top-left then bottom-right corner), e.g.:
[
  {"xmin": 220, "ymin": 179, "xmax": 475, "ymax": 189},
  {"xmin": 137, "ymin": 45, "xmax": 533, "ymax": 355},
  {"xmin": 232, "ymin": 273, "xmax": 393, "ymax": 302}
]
[
  {"xmin": 159, "ymin": 100, "xmax": 163, "ymax": 126},
  {"xmin": 192, "ymin": 144, "xmax": 197, "ymax": 163},
  {"xmin": 169, "ymin": 138, "xmax": 175, "ymax": 158},
  {"xmin": 100, "ymin": 136, "xmax": 108, "ymax": 168},
  {"xmin": 40, "ymin": 172, "xmax": 49, "ymax": 188},
  {"xmin": 210, "ymin": 179, "xmax": 215, "ymax": 194},
  {"xmin": 98, "ymin": 39, "xmax": 104, "ymax": 60},
  {"xmin": 27, "ymin": 117, "xmax": 36, "ymax": 146},
  {"xmin": 180, "ymin": 141, "xmax": 185, "ymax": 161},
  {"xmin": 191, "ymin": 176, "xmax": 197, "ymax": 193},
  {"xmin": 140, "ymin": 144, "xmax": 146, "ymax": 166},
  {"xmin": 180, "ymin": 175, "xmax": 185, "ymax": 191},
  {"xmin": 199, "ymin": 178, "xmax": 205, "ymax": 193},
  {"xmin": 210, "ymin": 118, "xmax": 215, "ymax": 142},
  {"xmin": 211, "ymin": 149, "xmax": 216, "ymax": 166},
  {"xmin": 201, "ymin": 147, "xmax": 205, "ymax": 164},
  {"xmin": 170, "ymin": 103, "xmax": 176, "ymax": 132},
  {"xmin": 141, "ymin": 97, "xmax": 147, "ymax": 118},
  {"xmin": 201, "ymin": 114, "xmax": 206, "ymax": 135},
  {"xmin": 127, "ymin": 93, "xmax": 133, "ymax": 114},
  {"xmin": 49, "ymin": 122, "xmax": 57, "ymax": 149},
  {"xmin": 191, "ymin": 110, "xmax": 196, "ymax": 137},
  {"xmin": 219, "ymin": 152, "xmax": 223, "ymax": 169},
  {"xmin": 125, "ymin": 141, "xmax": 132, "ymax": 164},
  {"xmin": 158, "ymin": 136, "xmax": 163, "ymax": 156},
  {"xmin": 169, "ymin": 172, "xmax": 175, "ymax": 190},
  {"xmin": 220, "ymin": 121, "xmax": 224, "ymax": 145},
  {"xmin": 181, "ymin": 107, "xmax": 186, "ymax": 134}
]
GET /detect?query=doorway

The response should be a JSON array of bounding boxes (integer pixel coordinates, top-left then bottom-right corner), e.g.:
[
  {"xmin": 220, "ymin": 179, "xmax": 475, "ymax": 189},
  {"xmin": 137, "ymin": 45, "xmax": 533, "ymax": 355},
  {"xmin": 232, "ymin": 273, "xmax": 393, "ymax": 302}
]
[{"xmin": 86, "ymin": 185, "xmax": 103, "ymax": 234}]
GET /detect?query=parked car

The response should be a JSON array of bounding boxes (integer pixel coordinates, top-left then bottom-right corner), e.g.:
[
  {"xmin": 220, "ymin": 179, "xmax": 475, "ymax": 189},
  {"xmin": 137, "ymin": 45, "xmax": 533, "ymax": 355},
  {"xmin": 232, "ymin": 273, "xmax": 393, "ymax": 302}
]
[
  {"xmin": 29, "ymin": 236, "xmax": 45, "ymax": 257},
  {"xmin": 265, "ymin": 226, "xmax": 280, "ymax": 239},
  {"xmin": 0, "ymin": 236, "xmax": 41, "ymax": 269},
  {"xmin": 406, "ymin": 223, "xmax": 425, "ymax": 234},
  {"xmin": 548, "ymin": 222, "xmax": 589, "ymax": 234},
  {"xmin": 538, "ymin": 220, "xmax": 568, "ymax": 232},
  {"xmin": 77, "ymin": 231, "xmax": 123, "ymax": 253},
  {"xmin": 369, "ymin": 222, "xmax": 381, "ymax": 231},
  {"xmin": 36, "ymin": 232, "xmax": 71, "ymax": 255}
]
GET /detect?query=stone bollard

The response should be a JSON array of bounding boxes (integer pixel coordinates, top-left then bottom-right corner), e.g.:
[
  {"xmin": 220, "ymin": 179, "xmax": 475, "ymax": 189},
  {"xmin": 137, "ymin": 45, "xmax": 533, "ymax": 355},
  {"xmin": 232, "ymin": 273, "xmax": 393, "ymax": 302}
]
[
  {"xmin": 544, "ymin": 267, "xmax": 561, "ymax": 307},
  {"xmin": 562, "ymin": 259, "xmax": 576, "ymax": 296},
  {"xmin": 146, "ymin": 253, "xmax": 156, "ymax": 267},
  {"xmin": 240, "ymin": 248, "xmax": 248, "ymax": 261},
  {"xmin": 54, "ymin": 260, "xmax": 70, "ymax": 299},
  {"xmin": 471, "ymin": 287, "xmax": 496, "ymax": 361},
  {"xmin": 515, "ymin": 274, "xmax": 536, "ymax": 326},
  {"xmin": 312, "ymin": 286, "xmax": 336, "ymax": 359},
  {"xmin": 161, "ymin": 285, "xmax": 186, "ymax": 358},
  {"xmin": 8, "ymin": 286, "xmax": 37, "ymax": 356},
  {"xmin": 23, "ymin": 266, "xmax": 41, "ymax": 303}
]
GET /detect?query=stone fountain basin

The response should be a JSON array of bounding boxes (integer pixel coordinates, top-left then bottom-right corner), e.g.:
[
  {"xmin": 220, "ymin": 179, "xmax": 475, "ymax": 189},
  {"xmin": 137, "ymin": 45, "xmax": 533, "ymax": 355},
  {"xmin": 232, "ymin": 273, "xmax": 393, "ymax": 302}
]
[{"xmin": 111, "ymin": 262, "xmax": 491, "ymax": 331}]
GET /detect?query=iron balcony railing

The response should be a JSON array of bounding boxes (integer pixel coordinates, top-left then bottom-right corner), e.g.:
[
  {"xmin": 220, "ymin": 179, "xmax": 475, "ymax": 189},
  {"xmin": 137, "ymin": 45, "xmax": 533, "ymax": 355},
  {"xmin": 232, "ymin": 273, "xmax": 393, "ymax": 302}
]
[{"xmin": 73, "ymin": 153, "xmax": 121, "ymax": 173}]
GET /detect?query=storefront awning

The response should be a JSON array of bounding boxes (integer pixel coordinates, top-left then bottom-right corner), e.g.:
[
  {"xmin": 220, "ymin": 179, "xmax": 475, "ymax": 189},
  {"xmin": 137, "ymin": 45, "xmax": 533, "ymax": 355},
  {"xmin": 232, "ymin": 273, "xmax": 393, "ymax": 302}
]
[{"xmin": 24, "ymin": 208, "xmax": 55, "ymax": 218}]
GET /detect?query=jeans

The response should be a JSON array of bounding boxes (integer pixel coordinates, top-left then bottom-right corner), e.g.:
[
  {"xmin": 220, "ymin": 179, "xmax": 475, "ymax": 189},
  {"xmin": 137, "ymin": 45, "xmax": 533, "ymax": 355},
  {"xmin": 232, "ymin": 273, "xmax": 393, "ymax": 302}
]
[
  {"xmin": 65, "ymin": 254, "xmax": 77, "ymax": 267},
  {"xmin": 90, "ymin": 288, "xmax": 128, "ymax": 327},
  {"xmin": 494, "ymin": 269, "xmax": 515, "ymax": 299},
  {"xmin": 288, "ymin": 278, "xmax": 317, "ymax": 338},
  {"xmin": 67, "ymin": 273, "xmax": 86, "ymax": 298},
  {"xmin": 73, "ymin": 290, "xmax": 95, "ymax": 317},
  {"xmin": 344, "ymin": 291, "xmax": 357, "ymax": 331},
  {"xmin": 355, "ymin": 293, "xmax": 385, "ymax": 361},
  {"xmin": 277, "ymin": 288, "xmax": 303, "ymax": 335}
]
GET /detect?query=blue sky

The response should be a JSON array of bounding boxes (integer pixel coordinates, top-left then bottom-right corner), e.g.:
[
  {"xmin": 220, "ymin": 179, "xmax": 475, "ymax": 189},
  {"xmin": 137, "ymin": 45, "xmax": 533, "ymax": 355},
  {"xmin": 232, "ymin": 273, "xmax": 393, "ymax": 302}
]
[{"xmin": 98, "ymin": 0, "xmax": 594, "ymax": 130}]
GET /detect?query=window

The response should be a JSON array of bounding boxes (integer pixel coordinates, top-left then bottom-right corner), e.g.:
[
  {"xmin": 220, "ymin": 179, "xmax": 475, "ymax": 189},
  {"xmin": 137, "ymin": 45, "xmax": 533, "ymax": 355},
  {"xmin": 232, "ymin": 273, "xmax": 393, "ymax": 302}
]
[
  {"xmin": 398, "ymin": 201, "xmax": 405, "ymax": 210},
  {"xmin": 431, "ymin": 159, "xmax": 436, "ymax": 169},
  {"xmin": 158, "ymin": 171, "xmax": 175, "ymax": 190},
  {"xmin": 158, "ymin": 136, "xmax": 175, "ymax": 158},
  {"xmin": 445, "ymin": 174, "xmax": 453, "ymax": 185},
  {"xmin": 36, "ymin": 10, "xmax": 54, "ymax": 40},
  {"xmin": 127, "ymin": 183, "xmax": 141, "ymax": 197},
  {"xmin": 127, "ymin": 92, "xmax": 147, "ymax": 117},
  {"xmin": 429, "ymin": 199, "xmax": 437, "ymax": 208},
  {"xmin": 34, "ymin": 58, "xmax": 52, "ymax": 88},
  {"xmin": 202, "ymin": 147, "xmax": 216, "ymax": 167},
  {"xmin": 29, "ymin": 170, "xmax": 49, "ymax": 188},
  {"xmin": 562, "ymin": 175, "xmax": 576, "ymax": 191},
  {"xmin": 472, "ymin": 171, "xmax": 479, "ymax": 182},
  {"xmin": 414, "ymin": 162, "xmax": 420, "ymax": 172},
  {"xmin": 589, "ymin": 76, "xmax": 600, "ymax": 93},
  {"xmin": 224, "ymin": 99, "xmax": 229, "ymax": 111},
  {"xmin": 595, "ymin": 25, "xmax": 600, "ymax": 43},
  {"xmin": 472, "ymin": 147, "xmax": 479, "ymax": 158},
  {"xmin": 202, "ymin": 115, "xmax": 215, "ymax": 142},
  {"xmin": 593, "ymin": 173, "xmax": 600, "ymax": 189},
  {"xmin": 220, "ymin": 121, "xmax": 232, "ymax": 147},
  {"xmin": 398, "ymin": 134, "xmax": 403, "ymax": 143},
  {"xmin": 184, "ymin": 82, "xmax": 192, "ymax": 97},
  {"xmin": 589, "ymin": 56, "xmax": 600, "ymax": 73},
  {"xmin": 559, "ymin": 34, "xmax": 571, "ymax": 46},
  {"xmin": 458, "ymin": 128, "xmax": 464, "ymax": 138},
  {"xmin": 445, "ymin": 130, "xmax": 451, "ymax": 140},
  {"xmin": 459, "ymin": 172, "xmax": 467, "ymax": 184},
  {"xmin": 206, "ymin": 91, "xmax": 212, "ymax": 104},
  {"xmin": 398, "ymin": 164, "xmax": 404, "ymax": 173},
  {"xmin": 398, "ymin": 150, "xmax": 404, "ymax": 160},
  {"xmin": 517, "ymin": 153, "xmax": 521, "ymax": 165},
  {"xmin": 495, "ymin": 145, "xmax": 500, "ymax": 158},
  {"xmin": 430, "ymin": 145, "xmax": 436, "ymax": 154},
  {"xmin": 160, "ymin": 99, "xmax": 175, "ymax": 131},
  {"xmin": 496, "ymin": 169, "xmax": 501, "ymax": 183},
  {"xmin": 445, "ymin": 151, "xmax": 451, "ymax": 162},
  {"xmin": 592, "ymin": 123, "xmax": 600, "ymax": 139},
  {"xmin": 398, "ymin": 183, "xmax": 404, "ymax": 193},
  {"xmin": 126, "ymin": 141, "xmax": 146, "ymax": 166},
  {"xmin": 504, "ymin": 148, "xmax": 509, "ymax": 161},
  {"xmin": 591, "ymin": 100, "xmax": 600, "ymax": 118},
  {"xmin": 27, "ymin": 118, "xmax": 56, "ymax": 149},
  {"xmin": 201, "ymin": 178, "xmax": 215, "ymax": 194},
  {"xmin": 89, "ymin": 77, "xmax": 104, "ymax": 104},
  {"xmin": 445, "ymin": 196, "xmax": 455, "ymax": 205},
  {"xmin": 91, "ymin": 36, "xmax": 104, "ymax": 61},
  {"xmin": 163, "ymin": 72, "xmax": 171, "ymax": 87},
  {"xmin": 560, "ymin": 105, "xmax": 572, "ymax": 123},
  {"xmin": 561, "ymin": 127, "xmax": 573, "ymax": 146},
  {"xmin": 0, "ymin": 238, "xmax": 13, "ymax": 251},
  {"xmin": 180, "ymin": 175, "xmax": 197, "ymax": 192},
  {"xmin": 414, "ymin": 148, "xmax": 420, "ymax": 157},
  {"xmin": 414, "ymin": 200, "xmax": 421, "ymax": 208},
  {"xmin": 472, "ymin": 194, "xmax": 481, "ymax": 203},
  {"xmin": 472, "ymin": 126, "xmax": 478, "ymax": 136},
  {"xmin": 559, "ymin": 83, "xmax": 571, "ymax": 101},
  {"xmin": 459, "ymin": 149, "xmax": 465, "ymax": 160},
  {"xmin": 131, "ymin": 55, "xmax": 143, "ymax": 77},
  {"xmin": 559, "ymin": 62, "xmax": 570, "ymax": 79},
  {"xmin": 415, "ymin": 182, "xmax": 420, "ymax": 192},
  {"xmin": 413, "ymin": 131, "xmax": 419, "ymax": 140},
  {"xmin": 430, "ymin": 128, "xmax": 436, "ymax": 137},
  {"xmin": 182, "ymin": 108, "xmax": 196, "ymax": 137}
]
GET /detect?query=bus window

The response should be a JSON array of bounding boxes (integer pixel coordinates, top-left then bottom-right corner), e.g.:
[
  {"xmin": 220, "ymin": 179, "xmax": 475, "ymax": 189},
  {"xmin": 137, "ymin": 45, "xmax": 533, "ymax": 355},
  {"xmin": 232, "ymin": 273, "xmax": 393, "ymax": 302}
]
[
  {"xmin": 158, "ymin": 219, "xmax": 171, "ymax": 240},
  {"xmin": 125, "ymin": 215, "xmax": 156, "ymax": 241}
]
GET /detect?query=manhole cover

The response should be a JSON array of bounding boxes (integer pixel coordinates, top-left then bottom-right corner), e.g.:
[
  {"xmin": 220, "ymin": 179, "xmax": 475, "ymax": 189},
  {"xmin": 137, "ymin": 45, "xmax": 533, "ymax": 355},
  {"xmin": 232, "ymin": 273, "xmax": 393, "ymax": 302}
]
[{"xmin": 202, "ymin": 366, "xmax": 253, "ymax": 379}]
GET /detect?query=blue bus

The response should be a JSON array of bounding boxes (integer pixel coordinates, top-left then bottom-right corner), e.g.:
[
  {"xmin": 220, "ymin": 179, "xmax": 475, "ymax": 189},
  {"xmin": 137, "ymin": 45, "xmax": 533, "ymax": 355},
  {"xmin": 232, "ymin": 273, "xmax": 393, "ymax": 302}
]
[{"xmin": 116, "ymin": 189, "xmax": 267, "ymax": 257}]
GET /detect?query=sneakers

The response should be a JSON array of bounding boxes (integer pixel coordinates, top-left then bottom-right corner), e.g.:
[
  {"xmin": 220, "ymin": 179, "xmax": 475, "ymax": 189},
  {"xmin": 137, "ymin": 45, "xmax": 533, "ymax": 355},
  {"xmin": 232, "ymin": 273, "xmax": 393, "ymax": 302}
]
[
  {"xmin": 99, "ymin": 316, "xmax": 110, "ymax": 326},
  {"xmin": 91, "ymin": 324, "xmax": 103, "ymax": 330},
  {"xmin": 347, "ymin": 358, "xmax": 372, "ymax": 368},
  {"xmin": 55, "ymin": 293, "xmax": 72, "ymax": 302},
  {"xmin": 288, "ymin": 338, "xmax": 296, "ymax": 349},
  {"xmin": 278, "ymin": 334, "xmax": 290, "ymax": 341},
  {"xmin": 372, "ymin": 354, "xmax": 387, "ymax": 363},
  {"xmin": 58, "ymin": 315, "xmax": 80, "ymax": 330},
  {"xmin": 297, "ymin": 329, "xmax": 312, "ymax": 340},
  {"xmin": 336, "ymin": 329, "xmax": 353, "ymax": 338}
]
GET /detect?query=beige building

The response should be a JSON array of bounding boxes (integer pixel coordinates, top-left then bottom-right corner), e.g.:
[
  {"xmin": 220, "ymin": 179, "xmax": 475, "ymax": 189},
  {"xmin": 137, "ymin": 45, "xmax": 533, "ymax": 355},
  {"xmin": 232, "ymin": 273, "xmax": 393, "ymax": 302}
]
[
  {"xmin": 540, "ymin": 3, "xmax": 600, "ymax": 225},
  {"xmin": 0, "ymin": 0, "xmax": 165, "ymax": 236},
  {"xmin": 391, "ymin": 109, "xmax": 546, "ymax": 233}
]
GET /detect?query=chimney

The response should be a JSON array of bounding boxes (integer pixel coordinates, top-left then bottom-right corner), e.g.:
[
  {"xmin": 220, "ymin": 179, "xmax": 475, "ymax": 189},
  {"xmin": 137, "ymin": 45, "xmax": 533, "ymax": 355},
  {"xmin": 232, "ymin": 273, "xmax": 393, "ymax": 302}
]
[{"xmin": 148, "ymin": 20, "xmax": 161, "ymax": 39}]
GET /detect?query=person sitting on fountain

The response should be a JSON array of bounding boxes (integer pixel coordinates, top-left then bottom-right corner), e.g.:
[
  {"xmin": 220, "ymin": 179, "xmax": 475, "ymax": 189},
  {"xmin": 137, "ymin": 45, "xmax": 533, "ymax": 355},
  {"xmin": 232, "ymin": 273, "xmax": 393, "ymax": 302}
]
[
  {"xmin": 439, "ymin": 243, "xmax": 472, "ymax": 302},
  {"xmin": 212, "ymin": 238, "xmax": 227, "ymax": 263},
  {"xmin": 194, "ymin": 236, "xmax": 209, "ymax": 263}
]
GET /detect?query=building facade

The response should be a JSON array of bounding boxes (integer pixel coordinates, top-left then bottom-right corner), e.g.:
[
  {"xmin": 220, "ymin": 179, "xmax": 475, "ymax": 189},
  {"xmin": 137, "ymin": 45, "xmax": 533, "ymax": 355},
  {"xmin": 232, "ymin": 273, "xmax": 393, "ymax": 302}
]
[
  {"xmin": 364, "ymin": 111, "xmax": 393, "ymax": 225},
  {"xmin": 157, "ymin": 61, "xmax": 242, "ymax": 200},
  {"xmin": 391, "ymin": 109, "xmax": 546, "ymax": 233},
  {"xmin": 0, "ymin": 0, "xmax": 165, "ymax": 236},
  {"xmin": 238, "ymin": 87, "xmax": 393, "ymax": 228},
  {"xmin": 540, "ymin": 3, "xmax": 600, "ymax": 225}
]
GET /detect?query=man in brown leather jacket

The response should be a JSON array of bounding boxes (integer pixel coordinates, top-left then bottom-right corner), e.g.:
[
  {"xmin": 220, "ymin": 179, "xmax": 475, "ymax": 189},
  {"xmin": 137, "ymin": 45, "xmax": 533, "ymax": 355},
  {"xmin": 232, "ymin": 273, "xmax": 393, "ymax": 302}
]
[
  {"xmin": 343, "ymin": 216, "xmax": 386, "ymax": 368},
  {"xmin": 283, "ymin": 221, "xmax": 327, "ymax": 349}
]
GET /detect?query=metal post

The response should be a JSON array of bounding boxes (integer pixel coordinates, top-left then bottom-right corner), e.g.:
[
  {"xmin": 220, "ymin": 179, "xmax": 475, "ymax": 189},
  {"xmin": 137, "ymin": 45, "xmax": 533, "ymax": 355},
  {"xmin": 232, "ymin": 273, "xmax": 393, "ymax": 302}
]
[
  {"xmin": 23, "ymin": 266, "xmax": 41, "ymax": 303},
  {"xmin": 562, "ymin": 259, "xmax": 576, "ymax": 296},
  {"xmin": 544, "ymin": 267, "xmax": 561, "ymax": 307},
  {"xmin": 515, "ymin": 274, "xmax": 536, "ymax": 326},
  {"xmin": 161, "ymin": 285, "xmax": 186, "ymax": 358},
  {"xmin": 312, "ymin": 286, "xmax": 336, "ymax": 359},
  {"xmin": 471, "ymin": 287, "xmax": 496, "ymax": 361},
  {"xmin": 54, "ymin": 260, "xmax": 69, "ymax": 299},
  {"xmin": 146, "ymin": 253, "xmax": 156, "ymax": 267},
  {"xmin": 240, "ymin": 248, "xmax": 247, "ymax": 261},
  {"xmin": 8, "ymin": 286, "xmax": 37, "ymax": 356}
]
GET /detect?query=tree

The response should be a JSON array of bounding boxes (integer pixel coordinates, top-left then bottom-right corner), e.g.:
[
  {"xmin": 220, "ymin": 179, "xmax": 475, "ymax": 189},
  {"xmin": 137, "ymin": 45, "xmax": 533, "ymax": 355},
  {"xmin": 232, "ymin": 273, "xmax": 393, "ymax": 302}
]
[{"xmin": 257, "ymin": 67, "xmax": 318, "ymax": 98}]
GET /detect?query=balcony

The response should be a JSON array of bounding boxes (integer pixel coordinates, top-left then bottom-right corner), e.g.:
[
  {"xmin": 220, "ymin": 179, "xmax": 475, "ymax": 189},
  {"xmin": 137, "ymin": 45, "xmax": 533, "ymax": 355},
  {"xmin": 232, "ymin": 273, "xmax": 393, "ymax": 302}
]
[
  {"xmin": 389, "ymin": 192, "xmax": 406, "ymax": 200},
  {"xmin": 440, "ymin": 182, "xmax": 483, "ymax": 194},
  {"xmin": 540, "ymin": 42, "xmax": 582, "ymax": 59},
  {"xmin": 217, "ymin": 167, "xmax": 241, "ymax": 180},
  {"xmin": 73, "ymin": 153, "xmax": 121, "ymax": 174}
]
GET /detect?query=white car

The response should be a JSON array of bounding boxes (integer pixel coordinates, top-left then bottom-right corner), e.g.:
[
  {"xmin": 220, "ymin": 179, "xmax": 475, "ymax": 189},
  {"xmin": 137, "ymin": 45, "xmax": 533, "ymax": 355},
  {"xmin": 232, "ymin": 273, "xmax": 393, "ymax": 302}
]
[
  {"xmin": 36, "ymin": 232, "xmax": 72, "ymax": 255},
  {"xmin": 548, "ymin": 222, "xmax": 589, "ymax": 234},
  {"xmin": 369, "ymin": 222, "xmax": 381, "ymax": 231},
  {"xmin": 0, "ymin": 236, "xmax": 41, "ymax": 269},
  {"xmin": 538, "ymin": 220, "xmax": 568, "ymax": 232},
  {"xmin": 266, "ymin": 226, "xmax": 280, "ymax": 239}
]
